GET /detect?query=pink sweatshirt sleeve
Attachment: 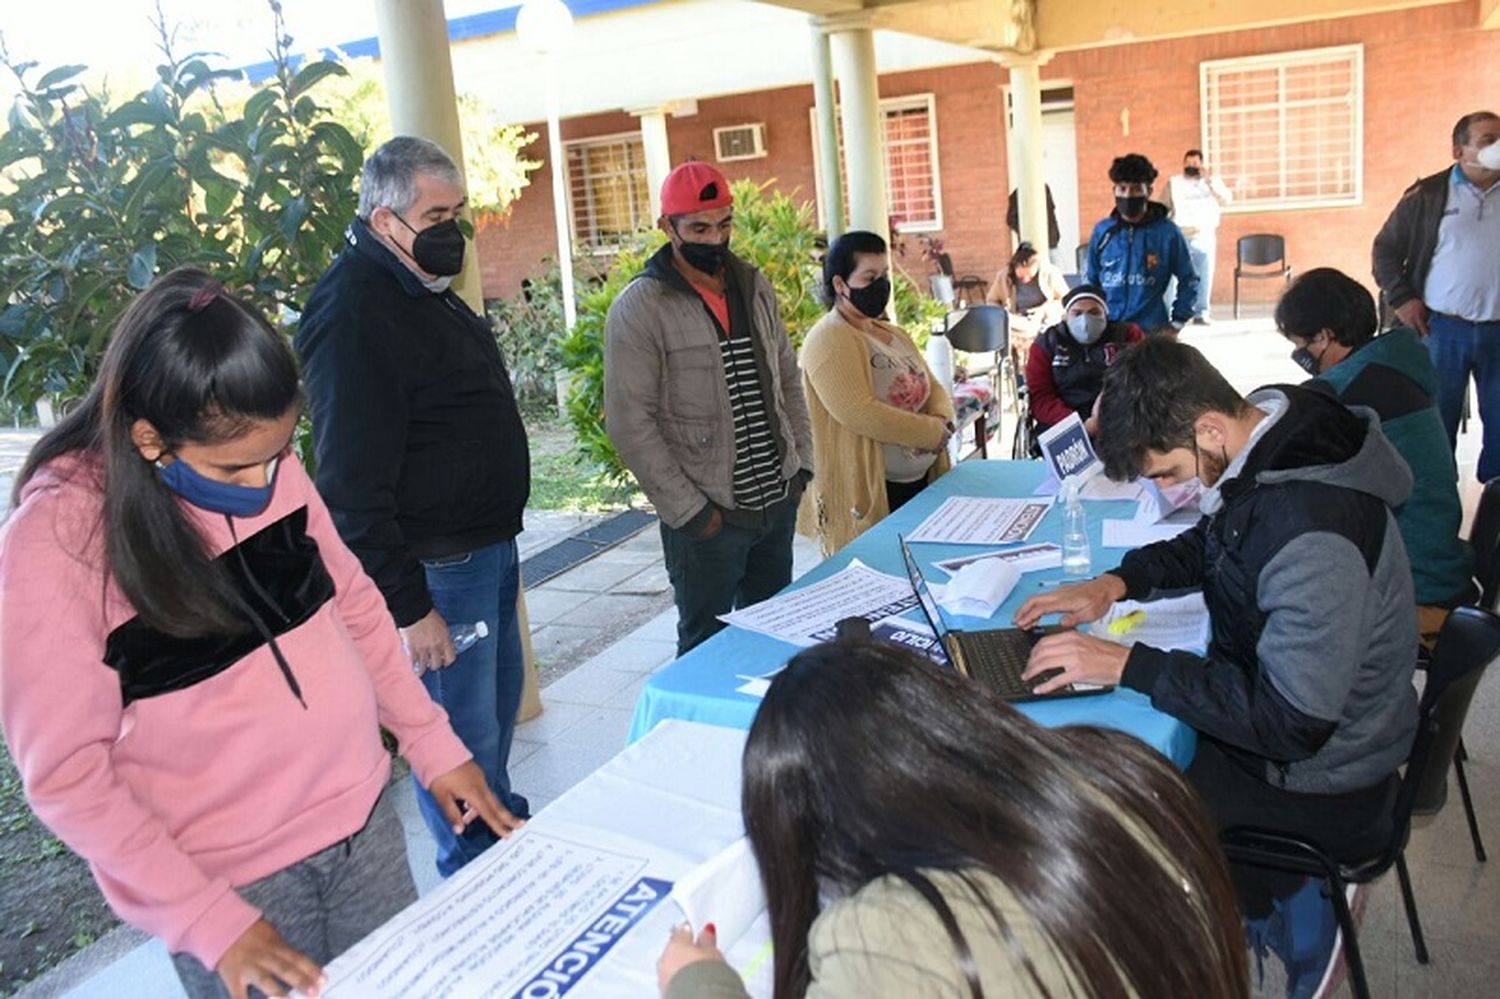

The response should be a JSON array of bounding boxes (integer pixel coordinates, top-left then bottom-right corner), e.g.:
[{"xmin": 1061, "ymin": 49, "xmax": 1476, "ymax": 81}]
[
  {"xmin": 292, "ymin": 464, "xmax": 471, "ymax": 787},
  {"xmin": 0, "ymin": 492, "xmax": 259, "ymax": 968}
]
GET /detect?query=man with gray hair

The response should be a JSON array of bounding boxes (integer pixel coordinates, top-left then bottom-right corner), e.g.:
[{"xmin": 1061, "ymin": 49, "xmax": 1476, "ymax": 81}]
[{"xmin": 296, "ymin": 136, "xmax": 531, "ymax": 877}]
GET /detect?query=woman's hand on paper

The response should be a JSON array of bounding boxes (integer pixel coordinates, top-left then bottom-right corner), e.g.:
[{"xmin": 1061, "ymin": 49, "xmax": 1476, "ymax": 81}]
[
  {"xmin": 658, "ymin": 922, "xmax": 725, "ymax": 993},
  {"xmin": 430, "ymin": 761, "xmax": 524, "ymax": 838},
  {"xmin": 1024, "ymin": 631, "xmax": 1129, "ymax": 695},
  {"xmin": 1013, "ymin": 573, "xmax": 1126, "ymax": 629},
  {"xmin": 217, "ymin": 918, "xmax": 326, "ymax": 999}
]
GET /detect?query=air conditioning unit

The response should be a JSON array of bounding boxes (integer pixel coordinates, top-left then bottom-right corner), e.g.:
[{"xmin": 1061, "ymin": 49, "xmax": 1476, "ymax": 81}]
[{"xmin": 714, "ymin": 123, "xmax": 767, "ymax": 162}]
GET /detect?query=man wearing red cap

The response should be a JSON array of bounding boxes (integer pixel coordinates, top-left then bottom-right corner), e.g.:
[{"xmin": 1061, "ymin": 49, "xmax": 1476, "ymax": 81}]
[{"xmin": 605, "ymin": 161, "xmax": 814, "ymax": 655}]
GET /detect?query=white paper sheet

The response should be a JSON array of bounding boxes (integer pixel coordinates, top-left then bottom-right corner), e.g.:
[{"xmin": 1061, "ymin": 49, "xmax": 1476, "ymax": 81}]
[
  {"xmin": 315, "ymin": 829, "xmax": 668, "ymax": 998},
  {"xmin": 935, "ymin": 542, "xmax": 1062, "ymax": 576},
  {"xmin": 669, "ymin": 837, "xmax": 766, "ymax": 949},
  {"xmin": 907, "ymin": 496, "xmax": 1051, "ymax": 545},
  {"xmin": 1102, "ymin": 514, "xmax": 1197, "ymax": 548},
  {"xmin": 720, "ymin": 560, "xmax": 918, "ymax": 647},
  {"xmin": 1090, "ymin": 593, "xmax": 1211, "ymax": 652}
]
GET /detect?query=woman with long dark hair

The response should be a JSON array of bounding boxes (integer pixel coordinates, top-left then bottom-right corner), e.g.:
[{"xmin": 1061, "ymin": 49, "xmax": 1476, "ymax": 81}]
[
  {"xmin": 0, "ymin": 268, "xmax": 518, "ymax": 999},
  {"xmin": 986, "ymin": 241, "xmax": 1067, "ymax": 360},
  {"xmin": 799, "ymin": 230, "xmax": 955, "ymax": 555},
  {"xmin": 658, "ymin": 641, "xmax": 1248, "ymax": 998}
]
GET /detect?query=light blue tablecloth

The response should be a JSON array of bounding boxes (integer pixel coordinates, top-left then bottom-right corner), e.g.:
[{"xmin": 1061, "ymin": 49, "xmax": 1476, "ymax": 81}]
[{"xmin": 626, "ymin": 461, "xmax": 1197, "ymax": 768}]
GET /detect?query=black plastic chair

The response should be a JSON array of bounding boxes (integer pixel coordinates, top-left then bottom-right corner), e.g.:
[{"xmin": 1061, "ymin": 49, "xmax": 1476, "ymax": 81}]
[
  {"xmin": 953, "ymin": 274, "xmax": 988, "ymax": 307},
  {"xmin": 1233, "ymin": 234, "xmax": 1292, "ymax": 319},
  {"xmin": 1222, "ymin": 605, "xmax": 1500, "ymax": 999},
  {"xmin": 946, "ymin": 306, "xmax": 1013, "ymax": 420},
  {"xmin": 1469, "ymin": 478, "xmax": 1500, "ymax": 609}
]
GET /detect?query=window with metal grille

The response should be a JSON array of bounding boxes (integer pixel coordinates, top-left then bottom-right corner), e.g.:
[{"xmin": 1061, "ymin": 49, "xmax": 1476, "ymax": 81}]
[
  {"xmin": 1200, "ymin": 45, "xmax": 1363, "ymax": 211},
  {"xmin": 809, "ymin": 93, "xmax": 943, "ymax": 232},
  {"xmin": 565, "ymin": 133, "xmax": 653, "ymax": 249}
]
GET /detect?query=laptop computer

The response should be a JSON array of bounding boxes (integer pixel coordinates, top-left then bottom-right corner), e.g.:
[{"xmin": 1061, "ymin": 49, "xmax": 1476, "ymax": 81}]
[{"xmin": 899, "ymin": 537, "xmax": 1110, "ymax": 702}]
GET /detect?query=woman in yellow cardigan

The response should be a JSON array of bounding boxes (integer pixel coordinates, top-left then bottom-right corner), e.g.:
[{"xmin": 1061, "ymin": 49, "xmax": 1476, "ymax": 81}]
[{"xmin": 799, "ymin": 231, "xmax": 955, "ymax": 555}]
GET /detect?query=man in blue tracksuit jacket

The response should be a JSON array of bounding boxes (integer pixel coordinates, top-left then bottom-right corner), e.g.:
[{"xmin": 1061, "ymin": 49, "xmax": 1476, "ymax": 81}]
[{"xmin": 1086, "ymin": 153, "xmax": 1199, "ymax": 334}]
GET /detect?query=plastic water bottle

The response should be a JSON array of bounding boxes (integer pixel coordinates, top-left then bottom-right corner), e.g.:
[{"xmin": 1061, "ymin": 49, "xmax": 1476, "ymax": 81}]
[
  {"xmin": 1061, "ymin": 476, "xmax": 1092, "ymax": 577},
  {"xmin": 412, "ymin": 620, "xmax": 489, "ymax": 675},
  {"xmin": 925, "ymin": 322, "xmax": 955, "ymax": 388}
]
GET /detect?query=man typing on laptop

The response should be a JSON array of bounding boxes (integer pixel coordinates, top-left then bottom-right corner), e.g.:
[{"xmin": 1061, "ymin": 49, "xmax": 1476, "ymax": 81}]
[{"xmin": 1012, "ymin": 338, "xmax": 1417, "ymax": 997}]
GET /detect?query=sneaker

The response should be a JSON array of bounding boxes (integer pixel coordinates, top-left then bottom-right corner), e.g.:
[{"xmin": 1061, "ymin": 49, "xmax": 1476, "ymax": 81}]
[
  {"xmin": 1192, "ymin": 315, "xmax": 1214, "ymax": 326},
  {"xmin": 1266, "ymin": 877, "xmax": 1342, "ymax": 999}
]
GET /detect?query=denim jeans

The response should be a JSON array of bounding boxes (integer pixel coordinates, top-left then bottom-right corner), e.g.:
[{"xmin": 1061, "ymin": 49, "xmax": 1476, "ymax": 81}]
[
  {"xmin": 413, "ymin": 539, "xmax": 528, "ymax": 877},
  {"xmin": 660, "ymin": 497, "xmax": 799, "ymax": 656},
  {"xmin": 1425, "ymin": 312, "xmax": 1500, "ymax": 480},
  {"xmin": 1165, "ymin": 235, "xmax": 1215, "ymax": 320}
]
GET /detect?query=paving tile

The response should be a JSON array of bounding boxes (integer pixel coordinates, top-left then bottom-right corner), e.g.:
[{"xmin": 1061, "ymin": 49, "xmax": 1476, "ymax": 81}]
[
  {"xmin": 604, "ymin": 673, "xmax": 652, "ymax": 711},
  {"xmin": 634, "ymin": 609, "xmax": 682, "ymax": 644},
  {"xmin": 529, "ymin": 620, "xmax": 607, "ymax": 667},
  {"xmin": 540, "ymin": 662, "xmax": 639, "ymax": 707},
  {"xmin": 585, "ymin": 637, "xmax": 677, "ymax": 674},
  {"xmin": 1393, "ymin": 935, "xmax": 1500, "ymax": 997},
  {"xmin": 540, "ymin": 556, "xmax": 647, "ymax": 592},
  {"xmin": 514, "ymin": 698, "xmax": 598, "ymax": 743},
  {"xmin": 549, "ymin": 706, "xmax": 635, "ymax": 751},
  {"xmin": 511, "ymin": 736, "xmax": 624, "ymax": 798},
  {"xmin": 609, "ymin": 563, "xmax": 672, "ymax": 596},
  {"xmin": 520, "ymin": 584, "xmax": 586, "ymax": 626}
]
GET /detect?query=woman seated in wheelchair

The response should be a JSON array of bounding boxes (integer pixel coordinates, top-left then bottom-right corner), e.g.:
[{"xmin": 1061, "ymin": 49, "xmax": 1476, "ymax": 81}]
[
  {"xmin": 1026, "ymin": 283, "xmax": 1145, "ymax": 437},
  {"xmin": 985, "ymin": 240, "xmax": 1067, "ymax": 365}
]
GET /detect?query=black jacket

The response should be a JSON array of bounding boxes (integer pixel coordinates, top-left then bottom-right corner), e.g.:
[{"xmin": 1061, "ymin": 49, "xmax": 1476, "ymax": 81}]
[
  {"xmin": 1112, "ymin": 386, "xmax": 1418, "ymax": 794},
  {"xmin": 1372, "ymin": 168, "xmax": 1449, "ymax": 312},
  {"xmin": 295, "ymin": 219, "xmax": 530, "ymax": 627}
]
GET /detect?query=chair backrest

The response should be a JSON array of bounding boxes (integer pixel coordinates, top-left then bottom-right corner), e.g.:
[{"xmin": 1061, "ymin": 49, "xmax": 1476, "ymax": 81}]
[
  {"xmin": 1467, "ymin": 477, "xmax": 1500, "ymax": 608},
  {"xmin": 1237, "ymin": 234, "xmax": 1286, "ymax": 268},
  {"xmin": 1399, "ymin": 606, "xmax": 1500, "ymax": 820},
  {"xmin": 945, "ymin": 305, "xmax": 1009, "ymax": 354},
  {"xmin": 1075, "ymin": 243, "xmax": 1089, "ymax": 275},
  {"xmin": 937, "ymin": 251, "xmax": 956, "ymax": 278}
]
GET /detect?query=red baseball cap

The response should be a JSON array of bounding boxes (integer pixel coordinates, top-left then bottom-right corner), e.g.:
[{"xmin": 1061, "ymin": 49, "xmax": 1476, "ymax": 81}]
[{"xmin": 660, "ymin": 161, "xmax": 733, "ymax": 217}]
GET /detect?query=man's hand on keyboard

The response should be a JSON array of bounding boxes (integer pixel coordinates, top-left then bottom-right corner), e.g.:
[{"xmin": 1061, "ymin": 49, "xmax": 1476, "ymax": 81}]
[
  {"xmin": 1023, "ymin": 631, "xmax": 1129, "ymax": 695},
  {"xmin": 1013, "ymin": 573, "xmax": 1126, "ymax": 629}
]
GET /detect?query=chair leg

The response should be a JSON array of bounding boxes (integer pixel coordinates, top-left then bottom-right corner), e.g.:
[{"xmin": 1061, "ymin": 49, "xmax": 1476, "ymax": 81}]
[
  {"xmin": 1454, "ymin": 746, "xmax": 1488, "ymax": 862},
  {"xmin": 1233, "ymin": 276, "xmax": 1240, "ymax": 320},
  {"xmin": 1327, "ymin": 875, "xmax": 1371, "ymax": 999},
  {"xmin": 1395, "ymin": 851, "xmax": 1430, "ymax": 965}
]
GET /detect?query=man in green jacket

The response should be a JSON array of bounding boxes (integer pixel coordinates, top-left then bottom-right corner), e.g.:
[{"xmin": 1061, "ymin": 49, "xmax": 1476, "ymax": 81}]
[{"xmin": 1275, "ymin": 267, "xmax": 1474, "ymax": 644}]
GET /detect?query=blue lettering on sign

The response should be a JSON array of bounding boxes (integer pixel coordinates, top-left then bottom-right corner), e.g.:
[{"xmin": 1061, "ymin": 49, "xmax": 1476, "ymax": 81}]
[{"xmin": 511, "ymin": 877, "xmax": 672, "ymax": 999}]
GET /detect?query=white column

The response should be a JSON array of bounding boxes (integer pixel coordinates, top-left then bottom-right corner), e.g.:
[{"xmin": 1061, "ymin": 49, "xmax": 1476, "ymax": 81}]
[
  {"xmin": 374, "ymin": 0, "xmax": 544, "ymax": 722},
  {"xmin": 373, "ymin": 0, "xmax": 483, "ymax": 312},
  {"xmin": 1001, "ymin": 52, "xmax": 1054, "ymax": 257},
  {"xmin": 828, "ymin": 17, "xmax": 888, "ymax": 242},
  {"xmin": 541, "ymin": 56, "xmax": 577, "ymax": 330},
  {"xmin": 634, "ymin": 110, "xmax": 672, "ymax": 219},
  {"xmin": 809, "ymin": 20, "xmax": 844, "ymax": 240}
]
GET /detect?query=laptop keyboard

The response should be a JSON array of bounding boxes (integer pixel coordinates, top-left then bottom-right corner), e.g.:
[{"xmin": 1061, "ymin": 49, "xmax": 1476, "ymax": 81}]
[{"xmin": 964, "ymin": 634, "xmax": 1037, "ymax": 699}]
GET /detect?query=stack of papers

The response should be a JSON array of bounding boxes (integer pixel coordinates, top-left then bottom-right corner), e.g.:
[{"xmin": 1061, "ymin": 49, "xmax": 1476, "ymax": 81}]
[
  {"xmin": 1090, "ymin": 592, "xmax": 1211, "ymax": 652},
  {"xmin": 720, "ymin": 560, "xmax": 916, "ymax": 647},
  {"xmin": 931, "ymin": 558, "xmax": 1020, "ymax": 618}
]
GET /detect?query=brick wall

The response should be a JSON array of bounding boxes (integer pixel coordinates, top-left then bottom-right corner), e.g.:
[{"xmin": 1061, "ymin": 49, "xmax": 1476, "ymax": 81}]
[
  {"xmin": 1045, "ymin": 1, "xmax": 1500, "ymax": 312},
  {"xmin": 476, "ymin": 2, "xmax": 1500, "ymax": 314}
]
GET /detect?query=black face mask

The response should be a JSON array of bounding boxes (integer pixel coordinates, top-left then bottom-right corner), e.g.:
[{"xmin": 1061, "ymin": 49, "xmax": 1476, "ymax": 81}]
[
  {"xmin": 393, "ymin": 215, "xmax": 466, "ymax": 277},
  {"xmin": 1291, "ymin": 345, "xmax": 1323, "ymax": 377},
  {"xmin": 1115, "ymin": 195, "xmax": 1148, "ymax": 219},
  {"xmin": 845, "ymin": 277, "xmax": 891, "ymax": 318},
  {"xmin": 672, "ymin": 224, "xmax": 729, "ymax": 276},
  {"xmin": 1184, "ymin": 165, "xmax": 1202, "ymax": 178}
]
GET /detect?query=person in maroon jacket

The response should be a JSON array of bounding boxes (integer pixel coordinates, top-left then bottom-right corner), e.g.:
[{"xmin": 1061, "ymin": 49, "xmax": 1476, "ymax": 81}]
[{"xmin": 1025, "ymin": 284, "xmax": 1146, "ymax": 435}]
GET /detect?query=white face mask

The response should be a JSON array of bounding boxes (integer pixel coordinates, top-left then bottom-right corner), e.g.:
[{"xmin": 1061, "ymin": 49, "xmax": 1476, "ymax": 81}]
[
  {"xmin": 1477, "ymin": 143, "xmax": 1500, "ymax": 171},
  {"xmin": 1066, "ymin": 313, "xmax": 1108, "ymax": 344}
]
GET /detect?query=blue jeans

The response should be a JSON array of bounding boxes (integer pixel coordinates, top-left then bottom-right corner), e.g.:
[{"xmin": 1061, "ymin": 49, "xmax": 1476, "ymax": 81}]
[
  {"xmin": 1165, "ymin": 235, "xmax": 1215, "ymax": 320},
  {"xmin": 413, "ymin": 540, "xmax": 528, "ymax": 877},
  {"xmin": 1425, "ymin": 312, "xmax": 1500, "ymax": 480},
  {"xmin": 660, "ymin": 497, "xmax": 799, "ymax": 656}
]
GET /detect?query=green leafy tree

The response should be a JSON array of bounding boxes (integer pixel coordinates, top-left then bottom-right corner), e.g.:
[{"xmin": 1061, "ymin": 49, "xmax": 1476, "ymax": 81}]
[{"xmin": 0, "ymin": 1, "xmax": 363, "ymax": 413}]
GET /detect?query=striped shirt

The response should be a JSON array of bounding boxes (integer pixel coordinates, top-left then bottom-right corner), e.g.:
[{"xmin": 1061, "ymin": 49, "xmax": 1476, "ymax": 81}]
[{"xmin": 719, "ymin": 328, "xmax": 789, "ymax": 510}]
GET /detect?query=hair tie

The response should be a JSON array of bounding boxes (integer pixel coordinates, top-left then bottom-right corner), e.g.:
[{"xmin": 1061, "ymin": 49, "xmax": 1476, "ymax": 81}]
[{"xmin": 188, "ymin": 281, "xmax": 223, "ymax": 312}]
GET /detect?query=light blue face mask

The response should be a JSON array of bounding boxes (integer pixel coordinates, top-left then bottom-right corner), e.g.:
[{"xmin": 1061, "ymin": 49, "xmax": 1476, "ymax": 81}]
[{"xmin": 156, "ymin": 455, "xmax": 280, "ymax": 518}]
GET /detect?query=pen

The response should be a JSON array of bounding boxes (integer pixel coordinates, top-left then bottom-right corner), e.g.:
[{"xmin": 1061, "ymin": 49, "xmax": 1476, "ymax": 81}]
[
  {"xmin": 1036, "ymin": 579, "xmax": 1074, "ymax": 588},
  {"xmin": 1107, "ymin": 610, "xmax": 1148, "ymax": 636}
]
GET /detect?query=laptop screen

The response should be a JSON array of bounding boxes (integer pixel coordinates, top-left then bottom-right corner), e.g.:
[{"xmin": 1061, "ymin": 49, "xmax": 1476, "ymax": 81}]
[{"xmin": 899, "ymin": 537, "xmax": 950, "ymax": 640}]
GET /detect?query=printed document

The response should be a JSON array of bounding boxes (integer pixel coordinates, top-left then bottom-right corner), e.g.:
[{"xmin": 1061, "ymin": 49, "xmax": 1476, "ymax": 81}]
[
  {"xmin": 720, "ymin": 560, "xmax": 917, "ymax": 646},
  {"xmin": 1091, "ymin": 592, "xmax": 1211, "ymax": 652},
  {"xmin": 935, "ymin": 542, "xmax": 1062, "ymax": 576},
  {"xmin": 907, "ymin": 496, "xmax": 1051, "ymax": 545}
]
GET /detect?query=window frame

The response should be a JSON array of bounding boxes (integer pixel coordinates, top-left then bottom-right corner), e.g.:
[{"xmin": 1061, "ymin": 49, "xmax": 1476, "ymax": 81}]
[
  {"xmin": 562, "ymin": 129, "xmax": 654, "ymax": 252},
  {"xmin": 1199, "ymin": 43, "xmax": 1365, "ymax": 213},
  {"xmin": 809, "ymin": 92, "xmax": 945, "ymax": 234}
]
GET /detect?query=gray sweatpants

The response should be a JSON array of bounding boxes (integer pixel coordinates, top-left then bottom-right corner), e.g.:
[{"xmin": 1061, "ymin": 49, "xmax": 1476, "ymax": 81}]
[{"xmin": 171, "ymin": 787, "xmax": 417, "ymax": 998}]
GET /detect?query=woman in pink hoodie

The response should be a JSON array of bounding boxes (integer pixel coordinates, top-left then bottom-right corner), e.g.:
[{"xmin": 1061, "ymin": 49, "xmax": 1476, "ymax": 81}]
[{"xmin": 0, "ymin": 269, "xmax": 520, "ymax": 999}]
